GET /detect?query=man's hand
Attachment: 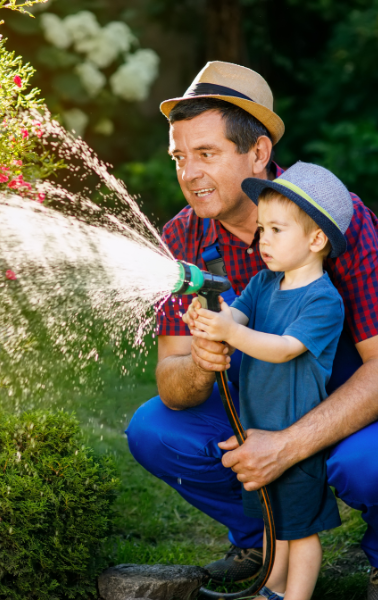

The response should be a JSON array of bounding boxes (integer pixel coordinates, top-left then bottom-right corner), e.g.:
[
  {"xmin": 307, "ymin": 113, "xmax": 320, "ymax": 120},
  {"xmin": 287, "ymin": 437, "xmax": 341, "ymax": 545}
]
[
  {"xmin": 219, "ymin": 429, "xmax": 296, "ymax": 491},
  {"xmin": 191, "ymin": 336, "xmax": 232, "ymax": 372},
  {"xmin": 183, "ymin": 297, "xmax": 233, "ymax": 371}
]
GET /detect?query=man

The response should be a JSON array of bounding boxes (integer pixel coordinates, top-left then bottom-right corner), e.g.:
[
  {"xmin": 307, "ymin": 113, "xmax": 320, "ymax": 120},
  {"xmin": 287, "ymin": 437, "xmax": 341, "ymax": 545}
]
[{"xmin": 127, "ymin": 61, "xmax": 378, "ymax": 599}]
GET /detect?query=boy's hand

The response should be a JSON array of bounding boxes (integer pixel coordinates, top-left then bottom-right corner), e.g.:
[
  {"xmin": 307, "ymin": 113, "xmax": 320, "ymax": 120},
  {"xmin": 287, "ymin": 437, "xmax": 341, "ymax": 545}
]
[
  {"xmin": 182, "ymin": 297, "xmax": 203, "ymax": 329},
  {"xmin": 190, "ymin": 297, "xmax": 236, "ymax": 342}
]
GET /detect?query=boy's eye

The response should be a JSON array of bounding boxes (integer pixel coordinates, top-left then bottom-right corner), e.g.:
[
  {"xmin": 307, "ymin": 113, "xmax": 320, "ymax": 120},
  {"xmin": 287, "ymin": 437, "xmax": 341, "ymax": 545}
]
[
  {"xmin": 272, "ymin": 227, "xmax": 280, "ymax": 233},
  {"xmin": 257, "ymin": 226, "xmax": 263, "ymax": 233}
]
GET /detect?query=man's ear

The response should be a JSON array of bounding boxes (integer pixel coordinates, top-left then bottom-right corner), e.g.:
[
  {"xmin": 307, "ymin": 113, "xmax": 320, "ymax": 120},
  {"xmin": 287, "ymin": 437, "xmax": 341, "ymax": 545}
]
[
  {"xmin": 309, "ymin": 229, "xmax": 328, "ymax": 254},
  {"xmin": 248, "ymin": 135, "xmax": 273, "ymax": 179}
]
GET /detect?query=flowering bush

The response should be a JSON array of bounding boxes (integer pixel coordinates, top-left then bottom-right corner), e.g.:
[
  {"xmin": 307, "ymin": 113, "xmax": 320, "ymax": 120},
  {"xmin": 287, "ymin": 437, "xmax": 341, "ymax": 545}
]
[
  {"xmin": 37, "ymin": 10, "xmax": 159, "ymax": 137},
  {"xmin": 0, "ymin": 33, "xmax": 64, "ymax": 197}
]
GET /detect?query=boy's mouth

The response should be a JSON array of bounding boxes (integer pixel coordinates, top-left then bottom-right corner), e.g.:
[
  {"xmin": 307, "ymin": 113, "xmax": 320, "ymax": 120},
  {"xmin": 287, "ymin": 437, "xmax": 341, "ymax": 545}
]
[{"xmin": 261, "ymin": 252, "xmax": 273, "ymax": 261}]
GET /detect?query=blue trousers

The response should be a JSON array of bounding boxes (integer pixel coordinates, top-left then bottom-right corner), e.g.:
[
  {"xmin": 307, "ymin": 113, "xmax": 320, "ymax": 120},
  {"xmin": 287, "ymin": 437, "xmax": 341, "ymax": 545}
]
[{"xmin": 127, "ymin": 381, "xmax": 378, "ymax": 567}]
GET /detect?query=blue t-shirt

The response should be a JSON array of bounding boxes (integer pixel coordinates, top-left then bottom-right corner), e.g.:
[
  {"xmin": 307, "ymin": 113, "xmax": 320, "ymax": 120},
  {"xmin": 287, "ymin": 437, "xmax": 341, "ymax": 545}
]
[
  {"xmin": 232, "ymin": 270, "xmax": 344, "ymax": 539},
  {"xmin": 232, "ymin": 270, "xmax": 345, "ymax": 432}
]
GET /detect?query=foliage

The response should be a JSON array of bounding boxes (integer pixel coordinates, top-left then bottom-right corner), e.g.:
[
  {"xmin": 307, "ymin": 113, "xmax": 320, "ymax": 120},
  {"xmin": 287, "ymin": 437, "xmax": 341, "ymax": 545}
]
[
  {"xmin": 0, "ymin": 410, "xmax": 118, "ymax": 600},
  {"xmin": 117, "ymin": 149, "xmax": 186, "ymax": 225},
  {"xmin": 0, "ymin": 0, "xmax": 47, "ymax": 21},
  {"xmin": 0, "ymin": 34, "xmax": 65, "ymax": 196}
]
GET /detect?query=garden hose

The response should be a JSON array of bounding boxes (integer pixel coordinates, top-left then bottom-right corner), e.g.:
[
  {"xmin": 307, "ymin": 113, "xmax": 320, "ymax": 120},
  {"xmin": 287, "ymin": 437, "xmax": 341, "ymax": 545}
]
[{"xmin": 173, "ymin": 261, "xmax": 276, "ymax": 599}]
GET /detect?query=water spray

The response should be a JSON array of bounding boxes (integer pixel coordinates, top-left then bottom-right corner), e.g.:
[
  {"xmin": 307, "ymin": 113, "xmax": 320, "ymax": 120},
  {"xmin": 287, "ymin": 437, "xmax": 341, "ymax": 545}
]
[{"xmin": 172, "ymin": 260, "xmax": 276, "ymax": 599}]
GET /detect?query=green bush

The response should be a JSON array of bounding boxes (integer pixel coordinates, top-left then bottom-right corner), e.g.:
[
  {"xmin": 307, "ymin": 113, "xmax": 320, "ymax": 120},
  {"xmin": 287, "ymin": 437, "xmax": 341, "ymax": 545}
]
[{"xmin": 0, "ymin": 410, "xmax": 118, "ymax": 600}]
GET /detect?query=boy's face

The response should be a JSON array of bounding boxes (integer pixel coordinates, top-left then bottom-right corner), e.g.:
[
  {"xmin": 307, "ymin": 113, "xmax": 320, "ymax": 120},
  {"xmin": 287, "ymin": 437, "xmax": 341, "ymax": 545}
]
[{"xmin": 257, "ymin": 198, "xmax": 319, "ymax": 272}]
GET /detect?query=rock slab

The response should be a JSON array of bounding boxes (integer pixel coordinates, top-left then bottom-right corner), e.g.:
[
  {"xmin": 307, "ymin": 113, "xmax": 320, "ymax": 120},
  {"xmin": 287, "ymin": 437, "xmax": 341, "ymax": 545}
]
[{"xmin": 98, "ymin": 563, "xmax": 208, "ymax": 600}]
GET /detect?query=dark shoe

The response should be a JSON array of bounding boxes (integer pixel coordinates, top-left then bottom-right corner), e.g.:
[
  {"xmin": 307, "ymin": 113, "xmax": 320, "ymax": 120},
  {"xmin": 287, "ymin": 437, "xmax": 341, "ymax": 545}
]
[
  {"xmin": 368, "ymin": 568, "xmax": 378, "ymax": 600},
  {"xmin": 205, "ymin": 545, "xmax": 263, "ymax": 583}
]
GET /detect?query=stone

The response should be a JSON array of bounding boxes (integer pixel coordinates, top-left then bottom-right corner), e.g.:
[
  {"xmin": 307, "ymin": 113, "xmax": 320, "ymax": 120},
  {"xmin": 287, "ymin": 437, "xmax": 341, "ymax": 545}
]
[{"xmin": 98, "ymin": 563, "xmax": 209, "ymax": 600}]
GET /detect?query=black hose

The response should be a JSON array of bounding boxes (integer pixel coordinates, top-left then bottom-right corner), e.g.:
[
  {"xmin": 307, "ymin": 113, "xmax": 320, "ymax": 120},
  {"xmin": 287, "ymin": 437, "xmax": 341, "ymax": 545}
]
[{"xmin": 198, "ymin": 291, "xmax": 276, "ymax": 599}]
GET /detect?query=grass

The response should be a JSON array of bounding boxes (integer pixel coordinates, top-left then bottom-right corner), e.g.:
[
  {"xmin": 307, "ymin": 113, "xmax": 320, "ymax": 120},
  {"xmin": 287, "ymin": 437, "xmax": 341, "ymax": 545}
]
[{"xmin": 0, "ymin": 329, "xmax": 371, "ymax": 599}]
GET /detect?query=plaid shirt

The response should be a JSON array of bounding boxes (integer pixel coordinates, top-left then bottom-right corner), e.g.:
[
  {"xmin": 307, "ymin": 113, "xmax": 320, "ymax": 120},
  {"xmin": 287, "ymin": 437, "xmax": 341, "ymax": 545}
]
[{"xmin": 157, "ymin": 165, "xmax": 378, "ymax": 344}]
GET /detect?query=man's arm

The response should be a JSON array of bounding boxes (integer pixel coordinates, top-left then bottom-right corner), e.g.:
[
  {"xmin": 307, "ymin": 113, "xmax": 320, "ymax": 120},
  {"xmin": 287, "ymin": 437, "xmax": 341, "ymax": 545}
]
[
  {"xmin": 219, "ymin": 335, "xmax": 378, "ymax": 490},
  {"xmin": 156, "ymin": 334, "xmax": 231, "ymax": 410}
]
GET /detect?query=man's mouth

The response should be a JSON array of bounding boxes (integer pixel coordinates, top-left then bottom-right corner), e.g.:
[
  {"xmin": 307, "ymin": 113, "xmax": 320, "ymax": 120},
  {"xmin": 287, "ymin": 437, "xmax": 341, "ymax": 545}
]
[{"xmin": 193, "ymin": 188, "xmax": 215, "ymax": 198}]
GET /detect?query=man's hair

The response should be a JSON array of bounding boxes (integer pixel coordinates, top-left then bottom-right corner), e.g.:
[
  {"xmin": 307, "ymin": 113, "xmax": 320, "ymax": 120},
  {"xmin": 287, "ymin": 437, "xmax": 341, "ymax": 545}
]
[
  {"xmin": 169, "ymin": 98, "xmax": 274, "ymax": 170},
  {"xmin": 258, "ymin": 188, "xmax": 332, "ymax": 257}
]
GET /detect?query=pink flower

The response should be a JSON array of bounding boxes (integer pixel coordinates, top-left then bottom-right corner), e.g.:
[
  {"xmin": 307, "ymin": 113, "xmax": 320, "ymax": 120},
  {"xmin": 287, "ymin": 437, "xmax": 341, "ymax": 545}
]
[
  {"xmin": 13, "ymin": 76, "xmax": 22, "ymax": 88},
  {"xmin": 5, "ymin": 270, "xmax": 17, "ymax": 280},
  {"xmin": 21, "ymin": 129, "xmax": 29, "ymax": 138},
  {"xmin": 37, "ymin": 193, "xmax": 45, "ymax": 203},
  {"xmin": 0, "ymin": 173, "xmax": 9, "ymax": 183},
  {"xmin": 8, "ymin": 175, "xmax": 32, "ymax": 191},
  {"xmin": 13, "ymin": 160, "xmax": 23, "ymax": 166},
  {"xmin": 2, "ymin": 119, "xmax": 7, "ymax": 128},
  {"xmin": 37, "ymin": 129, "xmax": 43, "ymax": 138}
]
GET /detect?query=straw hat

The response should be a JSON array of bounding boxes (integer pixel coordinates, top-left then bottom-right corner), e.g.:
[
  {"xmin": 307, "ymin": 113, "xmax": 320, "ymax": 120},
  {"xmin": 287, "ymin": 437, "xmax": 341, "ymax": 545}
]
[
  {"xmin": 160, "ymin": 61, "xmax": 285, "ymax": 146},
  {"xmin": 242, "ymin": 162, "xmax": 354, "ymax": 257}
]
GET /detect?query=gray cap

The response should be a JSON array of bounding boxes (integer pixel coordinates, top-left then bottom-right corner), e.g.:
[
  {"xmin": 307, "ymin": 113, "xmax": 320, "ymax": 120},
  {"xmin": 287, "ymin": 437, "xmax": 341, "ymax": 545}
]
[{"xmin": 242, "ymin": 161, "xmax": 354, "ymax": 257}]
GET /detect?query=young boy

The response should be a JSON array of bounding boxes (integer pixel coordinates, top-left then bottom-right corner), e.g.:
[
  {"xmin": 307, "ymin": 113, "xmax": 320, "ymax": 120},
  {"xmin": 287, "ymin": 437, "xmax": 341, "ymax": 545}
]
[{"xmin": 183, "ymin": 162, "xmax": 354, "ymax": 600}]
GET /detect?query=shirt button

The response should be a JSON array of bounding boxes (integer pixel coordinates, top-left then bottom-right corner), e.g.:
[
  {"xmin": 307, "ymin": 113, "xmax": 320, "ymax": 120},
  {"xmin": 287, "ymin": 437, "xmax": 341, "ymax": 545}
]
[{"xmin": 247, "ymin": 248, "xmax": 254, "ymax": 254}]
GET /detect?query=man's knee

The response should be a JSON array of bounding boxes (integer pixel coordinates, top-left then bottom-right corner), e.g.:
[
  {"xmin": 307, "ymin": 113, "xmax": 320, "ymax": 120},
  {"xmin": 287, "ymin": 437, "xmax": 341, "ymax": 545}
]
[
  {"xmin": 327, "ymin": 421, "xmax": 378, "ymax": 507},
  {"xmin": 126, "ymin": 395, "xmax": 168, "ymax": 476}
]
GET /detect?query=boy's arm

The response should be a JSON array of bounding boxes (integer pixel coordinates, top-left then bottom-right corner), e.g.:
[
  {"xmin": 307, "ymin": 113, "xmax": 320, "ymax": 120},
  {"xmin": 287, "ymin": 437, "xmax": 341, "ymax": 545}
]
[{"xmin": 191, "ymin": 298, "xmax": 307, "ymax": 363}]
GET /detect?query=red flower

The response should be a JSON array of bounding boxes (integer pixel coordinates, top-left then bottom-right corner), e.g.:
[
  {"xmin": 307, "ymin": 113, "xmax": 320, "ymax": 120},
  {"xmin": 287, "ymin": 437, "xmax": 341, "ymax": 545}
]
[
  {"xmin": 21, "ymin": 129, "xmax": 29, "ymax": 138},
  {"xmin": 0, "ymin": 173, "xmax": 9, "ymax": 183},
  {"xmin": 13, "ymin": 76, "xmax": 22, "ymax": 88},
  {"xmin": 37, "ymin": 193, "xmax": 45, "ymax": 203},
  {"xmin": 37, "ymin": 129, "xmax": 43, "ymax": 138},
  {"xmin": 5, "ymin": 270, "xmax": 17, "ymax": 280},
  {"xmin": 8, "ymin": 175, "xmax": 32, "ymax": 191}
]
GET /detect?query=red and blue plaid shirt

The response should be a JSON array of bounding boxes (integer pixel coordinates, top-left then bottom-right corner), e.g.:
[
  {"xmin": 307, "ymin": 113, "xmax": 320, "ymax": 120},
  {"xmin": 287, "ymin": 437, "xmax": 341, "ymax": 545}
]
[{"xmin": 156, "ymin": 165, "xmax": 378, "ymax": 344}]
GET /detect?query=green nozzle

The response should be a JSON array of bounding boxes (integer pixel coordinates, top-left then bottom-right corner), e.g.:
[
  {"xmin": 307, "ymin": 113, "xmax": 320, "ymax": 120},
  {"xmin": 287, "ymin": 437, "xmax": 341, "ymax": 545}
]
[
  {"xmin": 172, "ymin": 260, "xmax": 231, "ymax": 297},
  {"xmin": 172, "ymin": 261, "xmax": 204, "ymax": 294}
]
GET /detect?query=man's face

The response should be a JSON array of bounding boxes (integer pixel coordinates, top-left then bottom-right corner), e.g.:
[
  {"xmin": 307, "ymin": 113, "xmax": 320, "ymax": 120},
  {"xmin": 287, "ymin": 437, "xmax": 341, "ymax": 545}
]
[{"xmin": 169, "ymin": 110, "xmax": 261, "ymax": 222}]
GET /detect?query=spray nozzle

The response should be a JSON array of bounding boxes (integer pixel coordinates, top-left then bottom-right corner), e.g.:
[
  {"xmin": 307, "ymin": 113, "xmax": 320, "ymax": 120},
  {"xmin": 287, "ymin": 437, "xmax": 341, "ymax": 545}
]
[{"xmin": 172, "ymin": 260, "xmax": 231, "ymax": 296}]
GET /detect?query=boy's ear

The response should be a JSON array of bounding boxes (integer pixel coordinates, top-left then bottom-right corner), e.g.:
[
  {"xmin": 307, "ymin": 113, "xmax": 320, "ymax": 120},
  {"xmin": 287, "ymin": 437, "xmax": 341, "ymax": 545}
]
[{"xmin": 309, "ymin": 229, "xmax": 328, "ymax": 254}]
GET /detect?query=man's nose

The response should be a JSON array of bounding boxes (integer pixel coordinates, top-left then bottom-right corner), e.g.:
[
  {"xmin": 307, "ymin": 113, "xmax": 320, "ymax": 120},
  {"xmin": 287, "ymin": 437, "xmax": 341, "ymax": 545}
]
[{"xmin": 181, "ymin": 158, "xmax": 203, "ymax": 182}]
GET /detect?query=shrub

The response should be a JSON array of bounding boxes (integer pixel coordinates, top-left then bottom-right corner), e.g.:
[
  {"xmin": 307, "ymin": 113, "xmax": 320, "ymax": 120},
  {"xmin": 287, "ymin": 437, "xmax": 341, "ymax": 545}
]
[{"xmin": 0, "ymin": 410, "xmax": 118, "ymax": 599}]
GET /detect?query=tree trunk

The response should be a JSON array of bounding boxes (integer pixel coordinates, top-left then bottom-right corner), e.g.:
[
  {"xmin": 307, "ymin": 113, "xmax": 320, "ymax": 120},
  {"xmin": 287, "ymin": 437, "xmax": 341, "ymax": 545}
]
[{"xmin": 205, "ymin": 0, "xmax": 243, "ymax": 64}]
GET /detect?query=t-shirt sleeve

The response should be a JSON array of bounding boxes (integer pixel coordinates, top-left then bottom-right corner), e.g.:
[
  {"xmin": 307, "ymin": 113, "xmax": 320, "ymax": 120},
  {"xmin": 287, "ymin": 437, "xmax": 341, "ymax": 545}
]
[
  {"xmin": 326, "ymin": 195, "xmax": 378, "ymax": 343},
  {"xmin": 284, "ymin": 289, "xmax": 345, "ymax": 359}
]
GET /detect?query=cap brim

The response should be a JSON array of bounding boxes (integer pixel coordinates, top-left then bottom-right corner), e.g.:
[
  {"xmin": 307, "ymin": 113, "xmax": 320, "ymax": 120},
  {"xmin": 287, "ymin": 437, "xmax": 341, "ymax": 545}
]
[
  {"xmin": 241, "ymin": 177, "xmax": 346, "ymax": 258},
  {"xmin": 160, "ymin": 94, "xmax": 285, "ymax": 146}
]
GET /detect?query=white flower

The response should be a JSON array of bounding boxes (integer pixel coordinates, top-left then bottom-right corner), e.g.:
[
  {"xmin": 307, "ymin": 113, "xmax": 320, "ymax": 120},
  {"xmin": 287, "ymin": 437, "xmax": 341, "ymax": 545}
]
[
  {"xmin": 75, "ymin": 61, "xmax": 106, "ymax": 98},
  {"xmin": 103, "ymin": 21, "xmax": 136, "ymax": 53},
  {"xmin": 94, "ymin": 118, "xmax": 114, "ymax": 136},
  {"xmin": 109, "ymin": 49, "xmax": 159, "ymax": 102},
  {"xmin": 40, "ymin": 13, "xmax": 72, "ymax": 49},
  {"xmin": 64, "ymin": 11, "xmax": 100, "ymax": 44},
  {"xmin": 62, "ymin": 108, "xmax": 89, "ymax": 137},
  {"xmin": 75, "ymin": 31, "xmax": 118, "ymax": 69}
]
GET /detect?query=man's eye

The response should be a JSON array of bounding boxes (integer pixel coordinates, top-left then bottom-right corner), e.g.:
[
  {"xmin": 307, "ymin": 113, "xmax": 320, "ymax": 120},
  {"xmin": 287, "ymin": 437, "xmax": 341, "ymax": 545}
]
[
  {"xmin": 172, "ymin": 155, "xmax": 184, "ymax": 162},
  {"xmin": 202, "ymin": 152, "xmax": 212, "ymax": 158}
]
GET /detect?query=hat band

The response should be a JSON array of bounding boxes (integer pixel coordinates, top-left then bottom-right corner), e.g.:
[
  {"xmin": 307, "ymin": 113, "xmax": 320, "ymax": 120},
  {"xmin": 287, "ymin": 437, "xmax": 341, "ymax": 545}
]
[
  {"xmin": 187, "ymin": 82, "xmax": 254, "ymax": 102},
  {"xmin": 274, "ymin": 178, "xmax": 341, "ymax": 231}
]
